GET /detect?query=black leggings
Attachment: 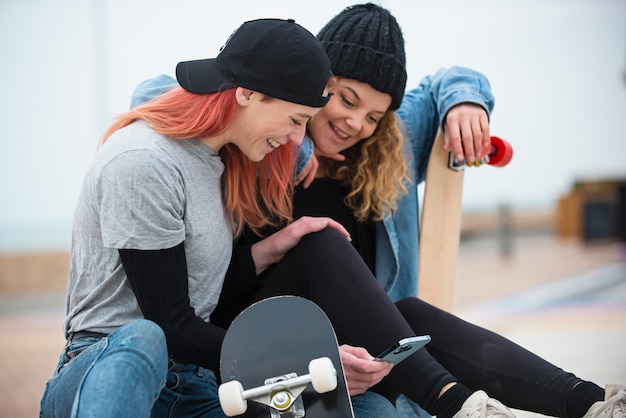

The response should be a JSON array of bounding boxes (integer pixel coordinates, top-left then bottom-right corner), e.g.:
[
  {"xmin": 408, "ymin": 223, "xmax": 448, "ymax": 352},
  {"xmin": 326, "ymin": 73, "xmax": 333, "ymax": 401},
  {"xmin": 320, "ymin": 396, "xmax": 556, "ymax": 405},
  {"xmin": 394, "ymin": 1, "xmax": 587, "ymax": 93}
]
[{"xmin": 218, "ymin": 228, "xmax": 601, "ymax": 416}]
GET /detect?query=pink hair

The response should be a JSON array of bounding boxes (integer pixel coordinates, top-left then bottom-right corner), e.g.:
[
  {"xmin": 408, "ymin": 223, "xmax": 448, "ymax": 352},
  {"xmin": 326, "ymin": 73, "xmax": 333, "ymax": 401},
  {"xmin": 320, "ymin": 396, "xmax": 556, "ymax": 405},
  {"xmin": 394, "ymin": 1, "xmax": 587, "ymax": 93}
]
[{"xmin": 101, "ymin": 87, "xmax": 295, "ymax": 236}]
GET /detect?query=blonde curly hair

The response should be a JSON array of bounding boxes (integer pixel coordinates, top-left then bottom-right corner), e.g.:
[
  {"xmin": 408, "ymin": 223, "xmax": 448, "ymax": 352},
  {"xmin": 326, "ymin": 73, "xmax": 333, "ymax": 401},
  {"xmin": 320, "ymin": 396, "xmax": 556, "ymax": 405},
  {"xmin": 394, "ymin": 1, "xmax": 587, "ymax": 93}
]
[{"xmin": 324, "ymin": 110, "xmax": 412, "ymax": 222}]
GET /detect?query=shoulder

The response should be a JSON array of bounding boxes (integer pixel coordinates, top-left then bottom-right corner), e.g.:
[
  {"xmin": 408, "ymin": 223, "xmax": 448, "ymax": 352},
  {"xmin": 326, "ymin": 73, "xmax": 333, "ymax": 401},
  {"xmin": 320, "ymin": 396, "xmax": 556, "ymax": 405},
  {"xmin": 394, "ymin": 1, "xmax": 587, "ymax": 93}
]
[{"xmin": 96, "ymin": 123, "xmax": 183, "ymax": 183}]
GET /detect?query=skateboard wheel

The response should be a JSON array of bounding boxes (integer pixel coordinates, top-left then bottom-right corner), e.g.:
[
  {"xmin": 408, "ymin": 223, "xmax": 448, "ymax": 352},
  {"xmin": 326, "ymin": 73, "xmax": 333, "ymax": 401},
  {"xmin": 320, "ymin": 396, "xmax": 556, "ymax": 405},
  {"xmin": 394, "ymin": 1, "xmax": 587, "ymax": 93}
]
[
  {"xmin": 488, "ymin": 136, "xmax": 513, "ymax": 167},
  {"xmin": 308, "ymin": 357, "xmax": 337, "ymax": 393},
  {"xmin": 218, "ymin": 380, "xmax": 247, "ymax": 416}
]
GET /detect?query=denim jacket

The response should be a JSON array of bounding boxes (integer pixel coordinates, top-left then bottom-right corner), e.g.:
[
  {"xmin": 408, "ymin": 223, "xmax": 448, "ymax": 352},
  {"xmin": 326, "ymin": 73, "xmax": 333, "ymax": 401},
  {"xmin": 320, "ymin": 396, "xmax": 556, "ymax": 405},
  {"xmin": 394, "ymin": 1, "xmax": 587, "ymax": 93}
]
[{"xmin": 297, "ymin": 66, "xmax": 495, "ymax": 302}]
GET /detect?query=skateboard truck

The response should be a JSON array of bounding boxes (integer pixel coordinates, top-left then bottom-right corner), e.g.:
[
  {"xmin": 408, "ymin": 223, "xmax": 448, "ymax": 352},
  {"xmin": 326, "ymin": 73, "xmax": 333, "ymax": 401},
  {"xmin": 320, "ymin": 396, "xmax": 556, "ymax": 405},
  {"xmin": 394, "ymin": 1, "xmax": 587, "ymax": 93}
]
[
  {"xmin": 448, "ymin": 152, "xmax": 468, "ymax": 172},
  {"xmin": 219, "ymin": 357, "xmax": 338, "ymax": 417},
  {"xmin": 265, "ymin": 373, "xmax": 305, "ymax": 418}
]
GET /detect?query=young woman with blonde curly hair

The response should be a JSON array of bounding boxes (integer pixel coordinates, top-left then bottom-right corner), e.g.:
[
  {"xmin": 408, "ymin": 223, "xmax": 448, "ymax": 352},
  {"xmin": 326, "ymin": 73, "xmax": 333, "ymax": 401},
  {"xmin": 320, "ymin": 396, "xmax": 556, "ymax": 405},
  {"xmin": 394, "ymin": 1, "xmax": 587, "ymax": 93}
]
[{"xmin": 290, "ymin": 4, "xmax": 626, "ymax": 418}]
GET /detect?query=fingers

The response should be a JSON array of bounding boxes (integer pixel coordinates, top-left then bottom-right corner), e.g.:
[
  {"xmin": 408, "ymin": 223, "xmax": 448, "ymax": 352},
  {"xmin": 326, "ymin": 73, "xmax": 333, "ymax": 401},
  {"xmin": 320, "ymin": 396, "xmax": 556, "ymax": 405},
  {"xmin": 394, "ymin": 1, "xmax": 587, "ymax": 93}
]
[
  {"xmin": 323, "ymin": 218, "xmax": 351, "ymax": 241},
  {"xmin": 291, "ymin": 216, "xmax": 351, "ymax": 241},
  {"xmin": 444, "ymin": 123, "xmax": 465, "ymax": 162},
  {"xmin": 346, "ymin": 360, "xmax": 392, "ymax": 395},
  {"xmin": 340, "ymin": 344, "xmax": 374, "ymax": 360},
  {"xmin": 460, "ymin": 118, "xmax": 479, "ymax": 164},
  {"xmin": 339, "ymin": 345, "xmax": 393, "ymax": 396},
  {"xmin": 251, "ymin": 217, "xmax": 351, "ymax": 275},
  {"xmin": 478, "ymin": 111, "xmax": 490, "ymax": 159},
  {"xmin": 443, "ymin": 103, "xmax": 490, "ymax": 163},
  {"xmin": 295, "ymin": 156, "xmax": 319, "ymax": 188}
]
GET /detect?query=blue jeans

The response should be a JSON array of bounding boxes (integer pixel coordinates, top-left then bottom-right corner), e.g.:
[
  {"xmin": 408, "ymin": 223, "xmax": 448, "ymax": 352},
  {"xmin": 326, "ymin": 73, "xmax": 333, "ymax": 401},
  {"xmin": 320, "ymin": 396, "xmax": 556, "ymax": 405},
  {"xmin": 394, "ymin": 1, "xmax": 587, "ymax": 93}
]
[
  {"xmin": 352, "ymin": 391, "xmax": 400, "ymax": 418},
  {"xmin": 152, "ymin": 360, "xmax": 225, "ymax": 418},
  {"xmin": 40, "ymin": 320, "xmax": 168, "ymax": 418},
  {"xmin": 40, "ymin": 319, "xmax": 227, "ymax": 418}
]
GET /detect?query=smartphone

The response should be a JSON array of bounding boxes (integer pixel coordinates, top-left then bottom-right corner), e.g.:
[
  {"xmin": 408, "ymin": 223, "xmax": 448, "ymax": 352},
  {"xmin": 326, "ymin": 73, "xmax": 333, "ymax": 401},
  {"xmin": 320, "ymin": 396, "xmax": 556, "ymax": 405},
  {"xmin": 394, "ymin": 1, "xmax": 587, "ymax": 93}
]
[{"xmin": 375, "ymin": 335, "xmax": 431, "ymax": 365}]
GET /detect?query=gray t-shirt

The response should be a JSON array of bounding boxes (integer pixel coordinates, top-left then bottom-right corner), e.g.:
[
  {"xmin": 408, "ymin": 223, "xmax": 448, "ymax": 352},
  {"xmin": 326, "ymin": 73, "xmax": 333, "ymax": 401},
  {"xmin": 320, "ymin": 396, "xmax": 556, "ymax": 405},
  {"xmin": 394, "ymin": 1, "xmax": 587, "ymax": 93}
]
[{"xmin": 64, "ymin": 121, "xmax": 232, "ymax": 336}]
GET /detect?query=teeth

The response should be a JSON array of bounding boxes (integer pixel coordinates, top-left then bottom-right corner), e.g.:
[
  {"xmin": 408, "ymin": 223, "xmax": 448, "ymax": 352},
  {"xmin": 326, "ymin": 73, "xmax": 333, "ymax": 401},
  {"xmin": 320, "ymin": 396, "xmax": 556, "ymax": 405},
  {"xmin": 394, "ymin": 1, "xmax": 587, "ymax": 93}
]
[
  {"xmin": 332, "ymin": 125, "xmax": 349, "ymax": 139},
  {"xmin": 267, "ymin": 138, "xmax": 281, "ymax": 149}
]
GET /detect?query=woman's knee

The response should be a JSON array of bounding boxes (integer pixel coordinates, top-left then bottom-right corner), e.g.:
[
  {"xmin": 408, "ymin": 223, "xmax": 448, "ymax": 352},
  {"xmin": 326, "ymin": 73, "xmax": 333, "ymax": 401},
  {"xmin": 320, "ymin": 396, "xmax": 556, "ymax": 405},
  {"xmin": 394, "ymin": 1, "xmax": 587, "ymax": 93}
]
[
  {"xmin": 110, "ymin": 319, "xmax": 168, "ymax": 366},
  {"xmin": 123, "ymin": 319, "xmax": 166, "ymax": 341},
  {"xmin": 257, "ymin": 227, "xmax": 375, "ymax": 300},
  {"xmin": 297, "ymin": 227, "xmax": 363, "ymax": 265},
  {"xmin": 301, "ymin": 226, "xmax": 352, "ymax": 247}
]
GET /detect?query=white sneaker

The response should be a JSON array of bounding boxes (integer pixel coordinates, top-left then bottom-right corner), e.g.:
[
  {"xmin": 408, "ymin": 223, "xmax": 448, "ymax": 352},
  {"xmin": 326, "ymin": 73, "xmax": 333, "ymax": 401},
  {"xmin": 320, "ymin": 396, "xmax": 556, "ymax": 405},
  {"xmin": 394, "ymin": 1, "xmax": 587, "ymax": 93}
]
[
  {"xmin": 452, "ymin": 390, "xmax": 516, "ymax": 418},
  {"xmin": 583, "ymin": 384, "xmax": 626, "ymax": 418}
]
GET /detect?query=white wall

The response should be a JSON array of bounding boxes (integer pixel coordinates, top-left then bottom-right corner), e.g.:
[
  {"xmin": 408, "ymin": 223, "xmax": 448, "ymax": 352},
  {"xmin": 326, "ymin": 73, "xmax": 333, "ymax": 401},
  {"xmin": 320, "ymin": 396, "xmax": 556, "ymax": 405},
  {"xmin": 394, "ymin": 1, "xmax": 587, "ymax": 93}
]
[{"xmin": 1, "ymin": 0, "xmax": 625, "ymax": 252}]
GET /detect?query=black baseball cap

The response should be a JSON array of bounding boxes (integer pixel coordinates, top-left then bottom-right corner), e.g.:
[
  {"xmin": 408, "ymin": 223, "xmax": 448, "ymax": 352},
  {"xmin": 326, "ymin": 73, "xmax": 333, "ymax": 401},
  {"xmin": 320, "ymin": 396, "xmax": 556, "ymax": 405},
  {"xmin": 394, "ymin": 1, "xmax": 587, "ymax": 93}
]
[{"xmin": 176, "ymin": 18, "xmax": 332, "ymax": 108}]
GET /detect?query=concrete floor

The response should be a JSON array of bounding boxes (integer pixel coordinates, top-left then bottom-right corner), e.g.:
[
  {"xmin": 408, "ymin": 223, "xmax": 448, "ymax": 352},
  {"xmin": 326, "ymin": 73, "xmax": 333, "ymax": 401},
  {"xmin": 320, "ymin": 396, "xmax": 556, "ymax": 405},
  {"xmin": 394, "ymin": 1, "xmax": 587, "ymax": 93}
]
[{"xmin": 0, "ymin": 233, "xmax": 624, "ymax": 418}]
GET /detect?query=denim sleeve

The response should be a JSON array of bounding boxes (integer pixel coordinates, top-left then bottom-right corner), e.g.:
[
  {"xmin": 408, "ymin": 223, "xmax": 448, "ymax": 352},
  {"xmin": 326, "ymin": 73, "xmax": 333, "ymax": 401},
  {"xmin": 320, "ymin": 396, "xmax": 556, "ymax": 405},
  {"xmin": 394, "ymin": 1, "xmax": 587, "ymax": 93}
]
[
  {"xmin": 295, "ymin": 137, "xmax": 314, "ymax": 179},
  {"xmin": 428, "ymin": 66, "xmax": 495, "ymax": 126},
  {"xmin": 130, "ymin": 74, "xmax": 178, "ymax": 108},
  {"xmin": 396, "ymin": 66, "xmax": 495, "ymax": 185}
]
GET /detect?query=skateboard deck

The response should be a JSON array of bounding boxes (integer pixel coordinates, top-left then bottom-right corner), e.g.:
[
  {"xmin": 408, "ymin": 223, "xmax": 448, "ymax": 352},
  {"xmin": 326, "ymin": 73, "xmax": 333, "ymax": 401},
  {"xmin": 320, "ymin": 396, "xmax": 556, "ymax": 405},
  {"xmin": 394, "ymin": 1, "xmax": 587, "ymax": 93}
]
[
  {"xmin": 418, "ymin": 131, "xmax": 513, "ymax": 311},
  {"xmin": 219, "ymin": 296, "xmax": 354, "ymax": 417}
]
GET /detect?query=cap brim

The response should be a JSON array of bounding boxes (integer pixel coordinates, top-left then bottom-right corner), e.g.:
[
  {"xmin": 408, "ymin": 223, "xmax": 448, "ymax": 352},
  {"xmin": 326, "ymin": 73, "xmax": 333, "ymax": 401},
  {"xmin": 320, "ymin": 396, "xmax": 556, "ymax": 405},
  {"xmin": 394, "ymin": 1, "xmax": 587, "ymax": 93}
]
[{"xmin": 176, "ymin": 58, "xmax": 233, "ymax": 94}]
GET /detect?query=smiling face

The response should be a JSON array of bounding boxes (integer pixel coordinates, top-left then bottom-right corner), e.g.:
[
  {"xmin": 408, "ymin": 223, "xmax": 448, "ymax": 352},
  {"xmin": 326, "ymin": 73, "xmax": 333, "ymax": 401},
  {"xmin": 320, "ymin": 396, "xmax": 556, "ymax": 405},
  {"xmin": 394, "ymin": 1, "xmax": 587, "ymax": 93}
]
[
  {"xmin": 307, "ymin": 77, "xmax": 392, "ymax": 159},
  {"xmin": 228, "ymin": 88, "xmax": 319, "ymax": 162}
]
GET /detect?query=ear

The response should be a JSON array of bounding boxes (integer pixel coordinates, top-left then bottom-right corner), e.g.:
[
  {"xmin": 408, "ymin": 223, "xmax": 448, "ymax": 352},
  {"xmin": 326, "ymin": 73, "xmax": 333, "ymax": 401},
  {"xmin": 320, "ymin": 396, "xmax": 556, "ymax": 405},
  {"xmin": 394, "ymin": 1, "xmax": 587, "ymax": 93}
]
[
  {"xmin": 323, "ymin": 77, "xmax": 336, "ymax": 101},
  {"xmin": 235, "ymin": 87, "xmax": 254, "ymax": 106},
  {"xmin": 327, "ymin": 76, "xmax": 338, "ymax": 89}
]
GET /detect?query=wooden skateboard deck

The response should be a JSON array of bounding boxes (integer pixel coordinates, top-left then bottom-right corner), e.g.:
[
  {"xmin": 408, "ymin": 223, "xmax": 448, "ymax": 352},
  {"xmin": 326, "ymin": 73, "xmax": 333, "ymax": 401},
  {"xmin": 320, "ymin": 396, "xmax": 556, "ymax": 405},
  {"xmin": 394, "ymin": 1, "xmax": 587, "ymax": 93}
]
[
  {"xmin": 219, "ymin": 296, "xmax": 354, "ymax": 417},
  {"xmin": 418, "ymin": 132, "xmax": 513, "ymax": 311}
]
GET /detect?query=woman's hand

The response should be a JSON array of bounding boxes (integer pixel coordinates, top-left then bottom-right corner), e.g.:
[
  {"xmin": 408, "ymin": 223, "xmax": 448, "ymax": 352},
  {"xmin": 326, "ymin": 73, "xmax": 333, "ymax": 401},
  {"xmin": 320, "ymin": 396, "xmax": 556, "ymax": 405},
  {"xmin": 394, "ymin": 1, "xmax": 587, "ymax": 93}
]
[
  {"xmin": 295, "ymin": 154, "xmax": 320, "ymax": 188},
  {"xmin": 443, "ymin": 103, "xmax": 490, "ymax": 164},
  {"xmin": 339, "ymin": 344, "xmax": 393, "ymax": 396},
  {"xmin": 250, "ymin": 216, "xmax": 351, "ymax": 275}
]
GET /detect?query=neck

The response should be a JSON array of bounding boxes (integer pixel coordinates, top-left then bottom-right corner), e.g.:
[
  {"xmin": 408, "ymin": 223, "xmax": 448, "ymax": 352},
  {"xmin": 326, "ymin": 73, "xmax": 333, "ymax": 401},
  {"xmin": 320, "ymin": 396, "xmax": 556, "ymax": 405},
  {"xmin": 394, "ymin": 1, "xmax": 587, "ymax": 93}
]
[{"xmin": 198, "ymin": 131, "xmax": 229, "ymax": 154}]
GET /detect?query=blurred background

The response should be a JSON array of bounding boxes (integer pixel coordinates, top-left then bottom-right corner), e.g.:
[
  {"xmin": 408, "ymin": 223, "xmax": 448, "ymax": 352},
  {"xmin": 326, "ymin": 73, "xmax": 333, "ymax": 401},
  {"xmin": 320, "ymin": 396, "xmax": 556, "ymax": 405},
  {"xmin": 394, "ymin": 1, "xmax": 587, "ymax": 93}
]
[{"xmin": 0, "ymin": 1, "xmax": 625, "ymax": 417}]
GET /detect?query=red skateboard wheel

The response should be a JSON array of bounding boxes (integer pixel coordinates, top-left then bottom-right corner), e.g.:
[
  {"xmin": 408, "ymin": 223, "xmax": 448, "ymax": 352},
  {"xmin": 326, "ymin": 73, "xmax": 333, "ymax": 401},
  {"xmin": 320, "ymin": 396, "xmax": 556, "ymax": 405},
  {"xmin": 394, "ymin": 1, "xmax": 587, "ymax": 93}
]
[{"xmin": 488, "ymin": 136, "xmax": 513, "ymax": 167}]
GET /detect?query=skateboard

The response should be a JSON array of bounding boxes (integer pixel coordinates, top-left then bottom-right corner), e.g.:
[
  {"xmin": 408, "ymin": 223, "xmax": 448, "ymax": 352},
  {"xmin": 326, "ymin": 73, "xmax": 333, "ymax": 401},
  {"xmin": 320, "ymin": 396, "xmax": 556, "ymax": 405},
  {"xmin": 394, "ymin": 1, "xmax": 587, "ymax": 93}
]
[
  {"xmin": 418, "ymin": 131, "xmax": 513, "ymax": 311},
  {"xmin": 218, "ymin": 296, "xmax": 354, "ymax": 418}
]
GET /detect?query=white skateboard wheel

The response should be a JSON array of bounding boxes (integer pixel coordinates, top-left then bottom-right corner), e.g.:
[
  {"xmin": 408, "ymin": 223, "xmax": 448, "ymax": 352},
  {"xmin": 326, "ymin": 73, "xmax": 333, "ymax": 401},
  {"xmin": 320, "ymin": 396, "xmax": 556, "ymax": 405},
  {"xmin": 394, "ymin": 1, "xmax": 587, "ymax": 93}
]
[
  {"xmin": 218, "ymin": 380, "xmax": 247, "ymax": 416},
  {"xmin": 308, "ymin": 357, "xmax": 337, "ymax": 393}
]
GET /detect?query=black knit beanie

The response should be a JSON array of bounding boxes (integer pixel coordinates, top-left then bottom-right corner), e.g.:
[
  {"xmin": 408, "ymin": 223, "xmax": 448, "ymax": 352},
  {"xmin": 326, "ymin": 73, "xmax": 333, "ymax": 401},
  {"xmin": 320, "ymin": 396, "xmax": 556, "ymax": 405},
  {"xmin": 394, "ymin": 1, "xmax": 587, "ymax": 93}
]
[{"xmin": 317, "ymin": 3, "xmax": 407, "ymax": 110}]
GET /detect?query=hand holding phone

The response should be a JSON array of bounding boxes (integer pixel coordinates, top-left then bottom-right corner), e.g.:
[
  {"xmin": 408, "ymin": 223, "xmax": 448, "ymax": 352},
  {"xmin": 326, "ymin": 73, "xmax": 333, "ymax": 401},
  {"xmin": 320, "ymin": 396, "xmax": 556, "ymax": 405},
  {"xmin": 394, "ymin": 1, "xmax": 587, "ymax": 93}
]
[{"xmin": 375, "ymin": 335, "xmax": 431, "ymax": 365}]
